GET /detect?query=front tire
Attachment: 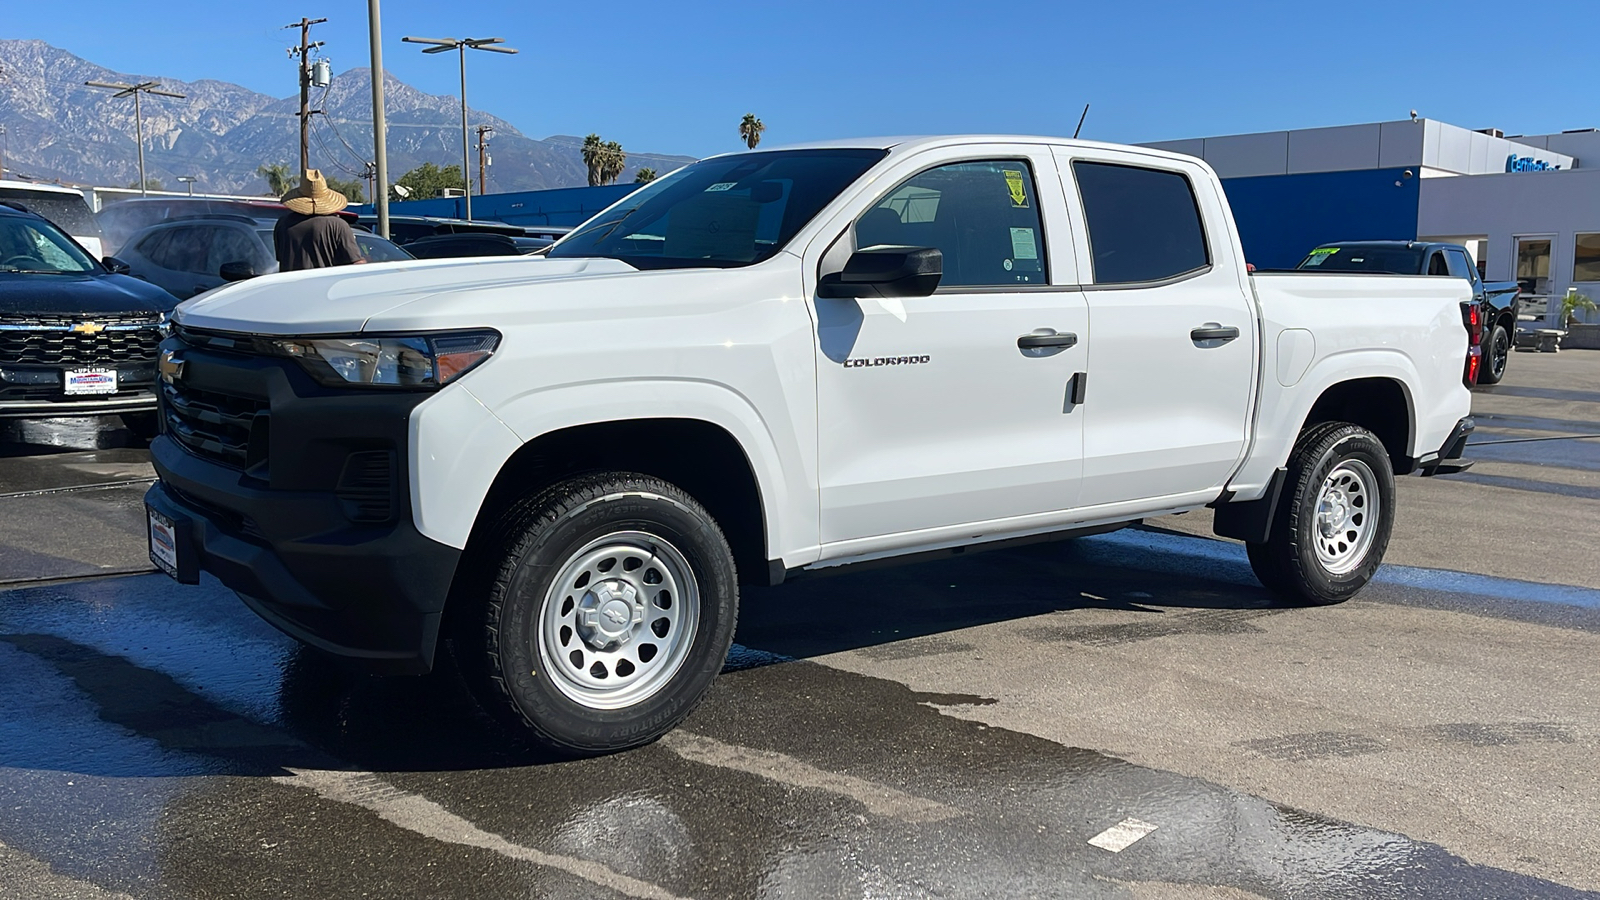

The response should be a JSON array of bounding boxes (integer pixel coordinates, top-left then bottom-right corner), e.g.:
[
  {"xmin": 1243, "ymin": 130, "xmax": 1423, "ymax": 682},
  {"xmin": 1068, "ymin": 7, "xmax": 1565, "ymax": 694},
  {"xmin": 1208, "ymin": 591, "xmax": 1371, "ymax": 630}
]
[
  {"xmin": 1246, "ymin": 423, "xmax": 1395, "ymax": 605},
  {"xmin": 1477, "ymin": 323, "xmax": 1510, "ymax": 385},
  {"xmin": 455, "ymin": 473, "xmax": 739, "ymax": 757}
]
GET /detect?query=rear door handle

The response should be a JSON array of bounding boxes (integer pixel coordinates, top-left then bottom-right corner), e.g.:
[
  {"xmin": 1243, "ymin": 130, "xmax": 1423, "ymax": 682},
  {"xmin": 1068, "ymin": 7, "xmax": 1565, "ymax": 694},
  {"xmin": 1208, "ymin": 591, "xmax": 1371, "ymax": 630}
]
[
  {"xmin": 1190, "ymin": 324, "xmax": 1241, "ymax": 343},
  {"xmin": 1017, "ymin": 330, "xmax": 1078, "ymax": 350}
]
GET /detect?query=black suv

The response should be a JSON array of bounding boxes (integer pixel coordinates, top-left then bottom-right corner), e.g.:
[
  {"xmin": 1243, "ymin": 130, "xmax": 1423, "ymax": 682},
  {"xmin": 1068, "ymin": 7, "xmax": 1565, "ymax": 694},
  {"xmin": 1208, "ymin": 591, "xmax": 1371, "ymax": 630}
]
[{"xmin": 0, "ymin": 201, "xmax": 176, "ymax": 433}]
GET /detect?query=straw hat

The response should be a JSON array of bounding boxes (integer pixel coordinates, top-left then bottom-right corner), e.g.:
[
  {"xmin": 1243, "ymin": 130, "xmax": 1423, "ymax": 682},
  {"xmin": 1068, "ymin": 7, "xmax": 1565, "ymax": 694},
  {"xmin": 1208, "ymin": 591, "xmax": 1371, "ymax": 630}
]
[{"xmin": 280, "ymin": 169, "xmax": 349, "ymax": 215}]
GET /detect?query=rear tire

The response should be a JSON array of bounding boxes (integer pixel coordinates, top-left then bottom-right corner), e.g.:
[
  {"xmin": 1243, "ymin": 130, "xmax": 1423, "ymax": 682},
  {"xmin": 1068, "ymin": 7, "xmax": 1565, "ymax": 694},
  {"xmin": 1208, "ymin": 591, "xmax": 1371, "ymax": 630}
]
[
  {"xmin": 1246, "ymin": 423, "xmax": 1394, "ymax": 605},
  {"xmin": 453, "ymin": 472, "xmax": 739, "ymax": 757},
  {"xmin": 1477, "ymin": 323, "xmax": 1510, "ymax": 385}
]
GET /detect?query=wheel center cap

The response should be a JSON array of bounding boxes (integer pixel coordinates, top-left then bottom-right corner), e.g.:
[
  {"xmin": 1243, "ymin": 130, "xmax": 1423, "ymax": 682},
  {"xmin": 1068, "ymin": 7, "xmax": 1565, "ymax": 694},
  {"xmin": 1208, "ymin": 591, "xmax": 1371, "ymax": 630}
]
[
  {"xmin": 1319, "ymin": 491, "xmax": 1351, "ymax": 538},
  {"xmin": 578, "ymin": 580, "xmax": 643, "ymax": 647}
]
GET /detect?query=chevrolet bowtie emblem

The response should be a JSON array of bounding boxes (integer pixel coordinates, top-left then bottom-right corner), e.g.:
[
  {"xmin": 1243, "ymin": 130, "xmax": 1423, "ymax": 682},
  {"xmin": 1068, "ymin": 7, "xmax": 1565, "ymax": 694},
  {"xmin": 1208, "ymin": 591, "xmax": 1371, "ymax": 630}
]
[
  {"xmin": 159, "ymin": 349, "xmax": 185, "ymax": 384},
  {"xmin": 72, "ymin": 321, "xmax": 105, "ymax": 334}
]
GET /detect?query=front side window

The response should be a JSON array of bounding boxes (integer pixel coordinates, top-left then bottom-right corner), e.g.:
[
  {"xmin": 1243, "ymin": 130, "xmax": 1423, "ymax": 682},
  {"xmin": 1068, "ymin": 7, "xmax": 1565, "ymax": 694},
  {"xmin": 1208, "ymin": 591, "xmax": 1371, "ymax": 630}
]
[
  {"xmin": 1073, "ymin": 161, "xmax": 1209, "ymax": 285},
  {"xmin": 548, "ymin": 148, "xmax": 886, "ymax": 269},
  {"xmin": 1574, "ymin": 234, "xmax": 1600, "ymax": 282},
  {"xmin": 0, "ymin": 217, "xmax": 99, "ymax": 273},
  {"xmin": 854, "ymin": 160, "xmax": 1048, "ymax": 288}
]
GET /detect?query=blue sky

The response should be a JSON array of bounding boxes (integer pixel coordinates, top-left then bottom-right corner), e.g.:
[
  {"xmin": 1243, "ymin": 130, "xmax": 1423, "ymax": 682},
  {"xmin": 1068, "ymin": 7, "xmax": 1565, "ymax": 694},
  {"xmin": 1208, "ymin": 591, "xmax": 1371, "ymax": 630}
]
[{"xmin": 10, "ymin": 0, "xmax": 1598, "ymax": 158}]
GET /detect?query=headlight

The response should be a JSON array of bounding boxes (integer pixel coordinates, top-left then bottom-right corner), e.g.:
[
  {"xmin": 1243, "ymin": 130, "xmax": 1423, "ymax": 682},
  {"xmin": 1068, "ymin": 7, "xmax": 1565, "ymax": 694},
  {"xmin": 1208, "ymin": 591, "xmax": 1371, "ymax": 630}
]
[{"xmin": 269, "ymin": 330, "xmax": 499, "ymax": 388}]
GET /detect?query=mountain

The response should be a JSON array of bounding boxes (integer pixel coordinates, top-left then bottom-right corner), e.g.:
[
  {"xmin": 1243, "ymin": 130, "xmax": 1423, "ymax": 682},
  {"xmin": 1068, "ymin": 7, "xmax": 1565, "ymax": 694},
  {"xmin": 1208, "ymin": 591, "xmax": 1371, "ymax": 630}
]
[{"xmin": 0, "ymin": 39, "xmax": 695, "ymax": 196}]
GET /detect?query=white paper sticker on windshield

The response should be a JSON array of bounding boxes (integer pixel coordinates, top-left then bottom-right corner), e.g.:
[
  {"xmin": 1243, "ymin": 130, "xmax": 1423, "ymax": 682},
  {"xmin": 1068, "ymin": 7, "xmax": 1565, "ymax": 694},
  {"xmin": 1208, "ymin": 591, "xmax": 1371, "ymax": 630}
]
[
  {"xmin": 1010, "ymin": 227, "xmax": 1039, "ymax": 260},
  {"xmin": 705, "ymin": 182, "xmax": 736, "ymax": 192}
]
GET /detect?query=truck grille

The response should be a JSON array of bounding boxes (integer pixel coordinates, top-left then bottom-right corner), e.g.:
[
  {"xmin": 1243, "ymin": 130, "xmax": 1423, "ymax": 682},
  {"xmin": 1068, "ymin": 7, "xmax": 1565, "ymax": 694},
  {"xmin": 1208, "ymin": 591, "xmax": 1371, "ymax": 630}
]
[
  {"xmin": 161, "ymin": 380, "xmax": 269, "ymax": 470},
  {"xmin": 0, "ymin": 314, "xmax": 164, "ymax": 365}
]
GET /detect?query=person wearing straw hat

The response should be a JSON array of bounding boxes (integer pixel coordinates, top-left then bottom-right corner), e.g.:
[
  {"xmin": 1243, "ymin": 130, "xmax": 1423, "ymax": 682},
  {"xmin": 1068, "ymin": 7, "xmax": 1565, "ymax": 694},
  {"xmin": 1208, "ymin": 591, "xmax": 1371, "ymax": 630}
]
[{"xmin": 273, "ymin": 169, "xmax": 364, "ymax": 272}]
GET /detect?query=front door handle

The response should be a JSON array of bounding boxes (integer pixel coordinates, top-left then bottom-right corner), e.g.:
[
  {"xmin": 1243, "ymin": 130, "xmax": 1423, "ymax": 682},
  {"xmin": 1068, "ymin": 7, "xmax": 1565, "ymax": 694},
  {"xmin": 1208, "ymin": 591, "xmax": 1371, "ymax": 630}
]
[
  {"xmin": 1017, "ymin": 330, "xmax": 1078, "ymax": 350},
  {"xmin": 1190, "ymin": 324, "xmax": 1241, "ymax": 343}
]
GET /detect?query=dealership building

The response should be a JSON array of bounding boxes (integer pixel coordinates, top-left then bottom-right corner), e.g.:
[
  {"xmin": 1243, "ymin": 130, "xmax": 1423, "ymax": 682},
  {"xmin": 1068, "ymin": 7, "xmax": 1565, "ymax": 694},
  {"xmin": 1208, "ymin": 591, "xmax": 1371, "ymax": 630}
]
[{"xmin": 1141, "ymin": 120, "xmax": 1600, "ymax": 322}]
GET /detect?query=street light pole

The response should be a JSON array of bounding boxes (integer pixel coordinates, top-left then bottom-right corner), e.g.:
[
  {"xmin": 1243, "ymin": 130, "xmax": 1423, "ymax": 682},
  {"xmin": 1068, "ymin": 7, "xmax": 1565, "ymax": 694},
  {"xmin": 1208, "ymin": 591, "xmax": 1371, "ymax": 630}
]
[
  {"xmin": 85, "ymin": 81, "xmax": 187, "ymax": 198},
  {"xmin": 401, "ymin": 36, "xmax": 518, "ymax": 221}
]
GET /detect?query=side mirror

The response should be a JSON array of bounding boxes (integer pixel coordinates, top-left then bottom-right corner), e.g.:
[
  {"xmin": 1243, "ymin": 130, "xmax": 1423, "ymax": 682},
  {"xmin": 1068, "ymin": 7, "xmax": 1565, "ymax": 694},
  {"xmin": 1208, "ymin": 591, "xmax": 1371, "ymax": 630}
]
[
  {"xmin": 102, "ymin": 256, "xmax": 131, "ymax": 275},
  {"xmin": 818, "ymin": 247, "xmax": 942, "ymax": 299},
  {"xmin": 219, "ymin": 260, "xmax": 257, "ymax": 282}
]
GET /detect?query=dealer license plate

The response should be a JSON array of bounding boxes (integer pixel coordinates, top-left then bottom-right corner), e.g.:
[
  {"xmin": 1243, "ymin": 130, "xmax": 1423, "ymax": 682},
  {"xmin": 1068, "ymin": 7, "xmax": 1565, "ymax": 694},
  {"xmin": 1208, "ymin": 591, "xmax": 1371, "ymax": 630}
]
[
  {"xmin": 148, "ymin": 506, "xmax": 181, "ymax": 579},
  {"xmin": 64, "ymin": 368, "xmax": 118, "ymax": 395}
]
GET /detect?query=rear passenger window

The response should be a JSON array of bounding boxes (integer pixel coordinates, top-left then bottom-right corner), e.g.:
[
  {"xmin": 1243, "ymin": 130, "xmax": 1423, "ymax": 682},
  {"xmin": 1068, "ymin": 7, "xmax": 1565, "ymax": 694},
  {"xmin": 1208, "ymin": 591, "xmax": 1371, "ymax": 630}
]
[
  {"xmin": 856, "ymin": 160, "xmax": 1047, "ymax": 287},
  {"xmin": 1072, "ymin": 161, "xmax": 1208, "ymax": 285}
]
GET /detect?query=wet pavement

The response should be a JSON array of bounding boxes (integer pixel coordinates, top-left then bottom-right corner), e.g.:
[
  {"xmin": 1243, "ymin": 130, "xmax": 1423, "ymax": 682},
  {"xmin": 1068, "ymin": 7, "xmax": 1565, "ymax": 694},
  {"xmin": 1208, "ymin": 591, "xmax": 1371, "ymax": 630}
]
[{"xmin": 2, "ymin": 353, "xmax": 1599, "ymax": 899}]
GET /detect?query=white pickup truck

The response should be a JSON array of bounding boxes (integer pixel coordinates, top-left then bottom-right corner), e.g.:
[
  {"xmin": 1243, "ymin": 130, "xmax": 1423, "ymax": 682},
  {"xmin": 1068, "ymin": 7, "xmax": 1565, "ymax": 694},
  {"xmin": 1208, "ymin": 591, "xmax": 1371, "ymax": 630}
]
[{"xmin": 145, "ymin": 136, "xmax": 1475, "ymax": 755}]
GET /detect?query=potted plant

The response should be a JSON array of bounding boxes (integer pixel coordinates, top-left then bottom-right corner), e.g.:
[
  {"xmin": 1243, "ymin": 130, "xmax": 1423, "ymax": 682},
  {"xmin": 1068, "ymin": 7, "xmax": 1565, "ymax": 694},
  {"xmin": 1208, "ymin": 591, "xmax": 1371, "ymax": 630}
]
[{"xmin": 1561, "ymin": 289, "xmax": 1600, "ymax": 350}]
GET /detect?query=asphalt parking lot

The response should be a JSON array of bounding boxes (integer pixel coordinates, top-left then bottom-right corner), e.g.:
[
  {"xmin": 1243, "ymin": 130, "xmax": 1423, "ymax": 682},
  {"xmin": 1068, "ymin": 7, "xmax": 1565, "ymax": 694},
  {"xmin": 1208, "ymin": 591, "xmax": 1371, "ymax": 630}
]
[{"xmin": 2, "ymin": 351, "xmax": 1598, "ymax": 899}]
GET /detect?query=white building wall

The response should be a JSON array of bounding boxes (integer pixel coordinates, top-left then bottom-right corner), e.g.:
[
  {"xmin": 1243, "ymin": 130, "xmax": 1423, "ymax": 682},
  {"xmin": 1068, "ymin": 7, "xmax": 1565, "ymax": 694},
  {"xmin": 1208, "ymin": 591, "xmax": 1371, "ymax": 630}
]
[{"xmin": 1419, "ymin": 168, "xmax": 1600, "ymax": 318}]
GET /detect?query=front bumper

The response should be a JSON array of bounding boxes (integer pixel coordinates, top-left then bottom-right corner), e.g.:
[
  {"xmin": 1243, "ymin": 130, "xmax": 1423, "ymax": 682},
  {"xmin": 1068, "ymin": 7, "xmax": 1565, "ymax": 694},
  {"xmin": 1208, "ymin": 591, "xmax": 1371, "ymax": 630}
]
[
  {"xmin": 0, "ymin": 362, "xmax": 157, "ymax": 418},
  {"xmin": 1418, "ymin": 416, "xmax": 1474, "ymax": 476},
  {"xmin": 147, "ymin": 337, "xmax": 462, "ymax": 674}
]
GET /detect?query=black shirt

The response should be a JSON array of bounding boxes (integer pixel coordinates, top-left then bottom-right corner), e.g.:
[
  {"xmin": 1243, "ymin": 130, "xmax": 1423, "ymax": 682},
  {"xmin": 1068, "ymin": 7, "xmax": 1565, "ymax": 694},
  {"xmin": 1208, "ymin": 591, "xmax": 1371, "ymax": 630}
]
[{"xmin": 274, "ymin": 213, "xmax": 361, "ymax": 271}]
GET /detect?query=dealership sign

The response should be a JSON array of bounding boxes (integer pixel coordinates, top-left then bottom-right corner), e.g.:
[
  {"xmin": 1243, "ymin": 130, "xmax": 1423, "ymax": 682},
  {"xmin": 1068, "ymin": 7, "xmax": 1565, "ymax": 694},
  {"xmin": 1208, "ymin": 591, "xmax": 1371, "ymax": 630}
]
[{"xmin": 1506, "ymin": 154, "xmax": 1561, "ymax": 173}]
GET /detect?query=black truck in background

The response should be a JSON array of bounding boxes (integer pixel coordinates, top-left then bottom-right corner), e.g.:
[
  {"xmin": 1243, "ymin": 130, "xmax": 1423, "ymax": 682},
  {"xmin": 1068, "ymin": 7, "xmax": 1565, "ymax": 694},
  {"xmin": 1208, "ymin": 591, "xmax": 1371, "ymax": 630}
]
[{"xmin": 1298, "ymin": 241, "xmax": 1521, "ymax": 384}]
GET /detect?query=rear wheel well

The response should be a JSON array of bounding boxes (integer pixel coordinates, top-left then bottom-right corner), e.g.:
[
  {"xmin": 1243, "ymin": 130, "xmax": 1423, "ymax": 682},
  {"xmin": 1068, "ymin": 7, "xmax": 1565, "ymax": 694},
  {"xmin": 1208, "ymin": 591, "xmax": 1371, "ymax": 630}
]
[
  {"xmin": 1301, "ymin": 378, "xmax": 1413, "ymax": 473},
  {"xmin": 460, "ymin": 419, "xmax": 768, "ymax": 588}
]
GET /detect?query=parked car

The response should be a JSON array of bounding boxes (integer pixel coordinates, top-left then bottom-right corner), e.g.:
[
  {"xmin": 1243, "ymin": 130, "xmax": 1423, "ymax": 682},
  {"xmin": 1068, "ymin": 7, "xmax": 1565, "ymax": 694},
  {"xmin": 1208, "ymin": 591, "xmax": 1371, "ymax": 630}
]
[
  {"xmin": 116, "ymin": 215, "xmax": 412, "ymax": 299},
  {"xmin": 1297, "ymin": 241, "xmax": 1521, "ymax": 384},
  {"xmin": 0, "ymin": 201, "xmax": 175, "ymax": 433},
  {"xmin": 355, "ymin": 214, "xmax": 527, "ymax": 245},
  {"xmin": 96, "ymin": 197, "xmax": 301, "ymax": 257},
  {"xmin": 0, "ymin": 180, "xmax": 105, "ymax": 259},
  {"xmin": 402, "ymin": 233, "xmax": 553, "ymax": 258},
  {"xmin": 147, "ymin": 135, "xmax": 1476, "ymax": 756}
]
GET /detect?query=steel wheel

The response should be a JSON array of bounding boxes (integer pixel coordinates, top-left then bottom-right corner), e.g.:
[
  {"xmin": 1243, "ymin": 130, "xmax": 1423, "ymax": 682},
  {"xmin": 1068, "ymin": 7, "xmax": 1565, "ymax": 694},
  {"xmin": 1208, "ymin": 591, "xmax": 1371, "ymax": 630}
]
[
  {"xmin": 1312, "ymin": 459, "xmax": 1379, "ymax": 576},
  {"xmin": 537, "ymin": 530, "xmax": 701, "ymax": 710}
]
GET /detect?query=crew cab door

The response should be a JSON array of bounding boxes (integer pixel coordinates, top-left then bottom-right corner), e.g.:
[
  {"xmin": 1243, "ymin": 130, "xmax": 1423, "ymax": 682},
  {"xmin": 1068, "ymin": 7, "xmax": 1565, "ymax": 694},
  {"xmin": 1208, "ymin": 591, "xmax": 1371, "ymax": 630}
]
[
  {"xmin": 809, "ymin": 147, "xmax": 1089, "ymax": 548},
  {"xmin": 1054, "ymin": 150, "xmax": 1257, "ymax": 508}
]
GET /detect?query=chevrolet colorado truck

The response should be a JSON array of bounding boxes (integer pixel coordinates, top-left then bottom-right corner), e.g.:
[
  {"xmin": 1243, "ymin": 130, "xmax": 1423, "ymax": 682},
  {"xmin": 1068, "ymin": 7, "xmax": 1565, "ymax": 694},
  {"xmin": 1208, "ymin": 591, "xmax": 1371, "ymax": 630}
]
[{"xmin": 144, "ymin": 136, "xmax": 1475, "ymax": 755}]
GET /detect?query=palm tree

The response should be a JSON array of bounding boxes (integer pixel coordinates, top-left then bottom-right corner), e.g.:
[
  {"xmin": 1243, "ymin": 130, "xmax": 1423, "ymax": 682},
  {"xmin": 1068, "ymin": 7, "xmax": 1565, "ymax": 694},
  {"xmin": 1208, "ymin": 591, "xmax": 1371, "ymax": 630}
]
[
  {"xmin": 258, "ymin": 163, "xmax": 292, "ymax": 196},
  {"xmin": 739, "ymin": 114, "xmax": 765, "ymax": 150},
  {"xmin": 635, "ymin": 167, "xmax": 657, "ymax": 184},
  {"xmin": 601, "ymin": 141, "xmax": 627, "ymax": 185},
  {"xmin": 580, "ymin": 134, "xmax": 604, "ymax": 187}
]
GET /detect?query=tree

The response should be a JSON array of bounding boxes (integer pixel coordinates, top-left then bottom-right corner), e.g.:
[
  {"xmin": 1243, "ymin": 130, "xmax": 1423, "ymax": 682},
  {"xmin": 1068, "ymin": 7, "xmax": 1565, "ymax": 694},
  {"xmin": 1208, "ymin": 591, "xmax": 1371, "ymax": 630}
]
[
  {"xmin": 581, "ymin": 134, "xmax": 605, "ymax": 187},
  {"xmin": 739, "ymin": 113, "xmax": 765, "ymax": 150},
  {"xmin": 258, "ymin": 163, "xmax": 292, "ymax": 196},
  {"xmin": 601, "ymin": 141, "xmax": 626, "ymax": 185},
  {"xmin": 127, "ymin": 178, "xmax": 164, "ymax": 191},
  {"xmin": 634, "ymin": 168, "xmax": 657, "ymax": 184},
  {"xmin": 323, "ymin": 175, "xmax": 366, "ymax": 204},
  {"xmin": 393, "ymin": 162, "xmax": 465, "ymax": 202}
]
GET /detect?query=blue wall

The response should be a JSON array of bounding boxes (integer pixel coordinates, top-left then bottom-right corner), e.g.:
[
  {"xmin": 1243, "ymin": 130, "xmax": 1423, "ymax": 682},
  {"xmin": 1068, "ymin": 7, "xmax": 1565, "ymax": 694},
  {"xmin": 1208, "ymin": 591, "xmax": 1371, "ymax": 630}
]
[
  {"xmin": 1219, "ymin": 168, "xmax": 1421, "ymax": 269},
  {"xmin": 352, "ymin": 184, "xmax": 637, "ymax": 228}
]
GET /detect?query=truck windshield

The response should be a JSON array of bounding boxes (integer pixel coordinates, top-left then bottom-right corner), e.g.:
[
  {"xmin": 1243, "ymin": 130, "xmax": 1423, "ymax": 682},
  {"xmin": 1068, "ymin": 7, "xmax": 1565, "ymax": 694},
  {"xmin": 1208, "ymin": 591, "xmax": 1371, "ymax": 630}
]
[
  {"xmin": 547, "ymin": 148, "xmax": 887, "ymax": 269},
  {"xmin": 1298, "ymin": 245, "xmax": 1424, "ymax": 275}
]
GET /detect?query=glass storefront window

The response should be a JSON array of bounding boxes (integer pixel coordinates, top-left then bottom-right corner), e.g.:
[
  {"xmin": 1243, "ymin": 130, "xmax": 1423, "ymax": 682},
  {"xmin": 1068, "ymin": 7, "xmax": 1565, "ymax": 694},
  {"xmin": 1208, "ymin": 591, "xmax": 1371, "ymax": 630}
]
[
  {"xmin": 1574, "ymin": 233, "xmax": 1600, "ymax": 283},
  {"xmin": 1516, "ymin": 237, "xmax": 1552, "ymax": 295}
]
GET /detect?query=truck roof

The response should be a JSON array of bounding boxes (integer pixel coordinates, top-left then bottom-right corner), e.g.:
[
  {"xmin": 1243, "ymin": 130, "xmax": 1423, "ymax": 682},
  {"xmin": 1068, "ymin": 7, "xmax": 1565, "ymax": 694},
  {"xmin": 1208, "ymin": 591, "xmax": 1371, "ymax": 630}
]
[{"xmin": 727, "ymin": 135, "xmax": 1207, "ymax": 166}]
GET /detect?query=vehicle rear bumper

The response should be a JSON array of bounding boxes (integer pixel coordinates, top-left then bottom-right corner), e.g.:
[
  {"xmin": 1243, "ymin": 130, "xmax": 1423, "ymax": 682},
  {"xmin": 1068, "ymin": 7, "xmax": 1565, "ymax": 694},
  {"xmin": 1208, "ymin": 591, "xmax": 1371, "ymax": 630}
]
[{"xmin": 1418, "ymin": 416, "xmax": 1474, "ymax": 476}]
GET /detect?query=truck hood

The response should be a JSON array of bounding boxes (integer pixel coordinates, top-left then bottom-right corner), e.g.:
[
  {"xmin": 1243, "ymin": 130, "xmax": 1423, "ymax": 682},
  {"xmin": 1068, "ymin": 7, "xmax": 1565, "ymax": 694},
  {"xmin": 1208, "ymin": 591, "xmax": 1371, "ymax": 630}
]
[
  {"xmin": 0, "ymin": 271, "xmax": 176, "ymax": 317},
  {"xmin": 172, "ymin": 256, "xmax": 639, "ymax": 335}
]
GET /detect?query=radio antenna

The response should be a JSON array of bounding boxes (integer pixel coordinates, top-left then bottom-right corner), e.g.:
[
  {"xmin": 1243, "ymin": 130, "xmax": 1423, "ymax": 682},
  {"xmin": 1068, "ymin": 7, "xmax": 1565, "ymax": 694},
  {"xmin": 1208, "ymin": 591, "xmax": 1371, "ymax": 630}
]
[{"xmin": 1073, "ymin": 104, "xmax": 1090, "ymax": 139}]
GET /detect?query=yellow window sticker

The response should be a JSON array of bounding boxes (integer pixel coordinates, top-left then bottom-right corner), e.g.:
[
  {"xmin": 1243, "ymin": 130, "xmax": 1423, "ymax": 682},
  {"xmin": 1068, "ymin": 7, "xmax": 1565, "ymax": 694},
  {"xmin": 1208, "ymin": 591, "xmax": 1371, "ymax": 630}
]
[{"xmin": 1003, "ymin": 170, "xmax": 1029, "ymax": 208}]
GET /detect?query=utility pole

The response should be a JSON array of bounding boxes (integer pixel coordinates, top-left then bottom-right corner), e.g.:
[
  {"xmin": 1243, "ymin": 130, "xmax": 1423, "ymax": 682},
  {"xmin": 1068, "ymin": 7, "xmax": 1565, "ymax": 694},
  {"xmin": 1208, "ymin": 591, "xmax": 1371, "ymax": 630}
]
[
  {"xmin": 367, "ymin": 0, "xmax": 390, "ymax": 238},
  {"xmin": 285, "ymin": 17, "xmax": 327, "ymax": 175},
  {"xmin": 476, "ymin": 124, "xmax": 493, "ymax": 196},
  {"xmin": 85, "ymin": 81, "xmax": 186, "ymax": 197}
]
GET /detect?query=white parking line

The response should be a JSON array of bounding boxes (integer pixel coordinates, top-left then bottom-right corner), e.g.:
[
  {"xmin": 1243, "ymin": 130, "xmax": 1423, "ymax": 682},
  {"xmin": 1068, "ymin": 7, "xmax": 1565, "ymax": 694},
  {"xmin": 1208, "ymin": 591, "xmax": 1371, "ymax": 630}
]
[
  {"xmin": 1087, "ymin": 818, "xmax": 1159, "ymax": 852},
  {"xmin": 661, "ymin": 732, "xmax": 962, "ymax": 823},
  {"xmin": 272, "ymin": 768, "xmax": 693, "ymax": 900}
]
